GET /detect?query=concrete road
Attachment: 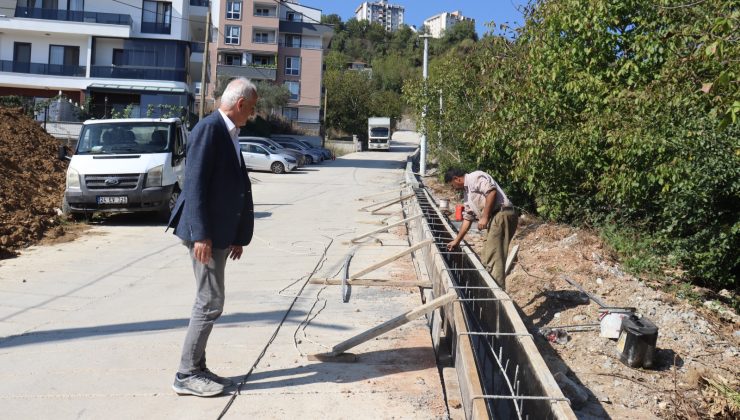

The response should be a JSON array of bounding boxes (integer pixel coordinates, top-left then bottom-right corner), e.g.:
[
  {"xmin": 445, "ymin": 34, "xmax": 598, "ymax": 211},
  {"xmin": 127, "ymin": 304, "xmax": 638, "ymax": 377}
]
[{"xmin": 0, "ymin": 132, "xmax": 448, "ymax": 419}]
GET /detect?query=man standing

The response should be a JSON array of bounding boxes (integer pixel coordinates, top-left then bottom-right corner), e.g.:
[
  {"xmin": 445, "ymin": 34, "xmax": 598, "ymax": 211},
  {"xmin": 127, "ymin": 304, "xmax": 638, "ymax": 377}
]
[
  {"xmin": 445, "ymin": 168, "xmax": 519, "ymax": 289},
  {"xmin": 167, "ymin": 78, "xmax": 258, "ymax": 397}
]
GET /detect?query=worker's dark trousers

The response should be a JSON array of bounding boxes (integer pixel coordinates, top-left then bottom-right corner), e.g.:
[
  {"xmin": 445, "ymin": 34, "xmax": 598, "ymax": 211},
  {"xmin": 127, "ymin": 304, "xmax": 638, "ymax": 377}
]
[
  {"xmin": 178, "ymin": 243, "xmax": 228, "ymax": 375},
  {"xmin": 482, "ymin": 209, "xmax": 519, "ymax": 290}
]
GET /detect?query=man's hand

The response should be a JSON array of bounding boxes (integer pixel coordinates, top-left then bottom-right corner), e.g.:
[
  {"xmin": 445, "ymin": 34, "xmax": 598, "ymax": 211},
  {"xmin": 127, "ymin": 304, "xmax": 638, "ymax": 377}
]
[
  {"xmin": 446, "ymin": 240, "xmax": 460, "ymax": 251},
  {"xmin": 228, "ymin": 245, "xmax": 243, "ymax": 260},
  {"xmin": 478, "ymin": 217, "xmax": 489, "ymax": 231},
  {"xmin": 194, "ymin": 239, "xmax": 213, "ymax": 265}
]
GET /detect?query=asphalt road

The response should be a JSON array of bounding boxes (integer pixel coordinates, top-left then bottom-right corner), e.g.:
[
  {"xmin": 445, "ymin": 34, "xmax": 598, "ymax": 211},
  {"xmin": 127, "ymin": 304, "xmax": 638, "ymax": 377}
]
[{"xmin": 0, "ymin": 132, "xmax": 448, "ymax": 419}]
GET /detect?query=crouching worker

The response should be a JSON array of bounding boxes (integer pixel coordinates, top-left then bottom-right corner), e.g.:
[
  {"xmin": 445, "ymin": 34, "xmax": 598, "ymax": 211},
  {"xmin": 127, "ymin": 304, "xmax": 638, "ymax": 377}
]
[{"xmin": 444, "ymin": 168, "xmax": 519, "ymax": 289}]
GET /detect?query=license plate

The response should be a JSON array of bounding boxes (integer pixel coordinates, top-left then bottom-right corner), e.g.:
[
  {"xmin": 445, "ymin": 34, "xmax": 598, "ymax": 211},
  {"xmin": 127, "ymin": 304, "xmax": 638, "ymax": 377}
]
[{"xmin": 97, "ymin": 196, "xmax": 128, "ymax": 205}]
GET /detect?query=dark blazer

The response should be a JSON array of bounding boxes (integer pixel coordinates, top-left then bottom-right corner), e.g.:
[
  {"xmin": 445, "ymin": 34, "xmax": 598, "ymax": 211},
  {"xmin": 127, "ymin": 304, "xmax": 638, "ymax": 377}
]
[{"xmin": 167, "ymin": 111, "xmax": 254, "ymax": 249}]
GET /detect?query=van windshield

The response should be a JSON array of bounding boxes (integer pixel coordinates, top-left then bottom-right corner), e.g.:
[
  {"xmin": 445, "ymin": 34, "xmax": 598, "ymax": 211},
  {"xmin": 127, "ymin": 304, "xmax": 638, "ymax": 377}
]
[
  {"xmin": 76, "ymin": 122, "xmax": 172, "ymax": 155},
  {"xmin": 370, "ymin": 127, "xmax": 389, "ymax": 138}
]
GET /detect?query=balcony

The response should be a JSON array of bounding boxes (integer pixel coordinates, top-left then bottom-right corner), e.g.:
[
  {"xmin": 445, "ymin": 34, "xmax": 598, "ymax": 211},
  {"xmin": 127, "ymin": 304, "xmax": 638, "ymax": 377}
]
[
  {"xmin": 14, "ymin": 6, "xmax": 132, "ymax": 26},
  {"xmin": 141, "ymin": 22, "xmax": 172, "ymax": 34},
  {"xmin": 191, "ymin": 42, "xmax": 206, "ymax": 53},
  {"xmin": 279, "ymin": 41, "xmax": 323, "ymax": 50},
  {"xmin": 189, "ymin": 0, "xmax": 210, "ymax": 6},
  {"xmin": 0, "ymin": 60, "xmax": 86, "ymax": 77},
  {"xmin": 217, "ymin": 64, "xmax": 276, "ymax": 81},
  {"xmin": 91, "ymin": 65, "xmax": 186, "ymax": 82}
]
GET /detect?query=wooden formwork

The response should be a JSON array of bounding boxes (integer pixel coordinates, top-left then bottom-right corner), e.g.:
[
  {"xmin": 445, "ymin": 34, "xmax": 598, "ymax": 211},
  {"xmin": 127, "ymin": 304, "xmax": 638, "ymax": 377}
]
[{"xmin": 404, "ymin": 166, "xmax": 575, "ymax": 420}]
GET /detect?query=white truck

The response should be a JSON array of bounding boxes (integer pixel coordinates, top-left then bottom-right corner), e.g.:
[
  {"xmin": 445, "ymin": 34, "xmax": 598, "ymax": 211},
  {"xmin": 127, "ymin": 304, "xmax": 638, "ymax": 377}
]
[
  {"xmin": 367, "ymin": 117, "xmax": 391, "ymax": 151},
  {"xmin": 61, "ymin": 118, "xmax": 186, "ymax": 221}
]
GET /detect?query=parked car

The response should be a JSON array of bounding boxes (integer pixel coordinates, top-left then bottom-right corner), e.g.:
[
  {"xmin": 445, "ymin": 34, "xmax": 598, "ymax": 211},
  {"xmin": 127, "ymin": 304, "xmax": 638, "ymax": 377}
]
[
  {"xmin": 239, "ymin": 136, "xmax": 305, "ymax": 167},
  {"xmin": 272, "ymin": 135, "xmax": 332, "ymax": 160},
  {"xmin": 272, "ymin": 139, "xmax": 323, "ymax": 164},
  {"xmin": 239, "ymin": 141, "xmax": 296, "ymax": 174}
]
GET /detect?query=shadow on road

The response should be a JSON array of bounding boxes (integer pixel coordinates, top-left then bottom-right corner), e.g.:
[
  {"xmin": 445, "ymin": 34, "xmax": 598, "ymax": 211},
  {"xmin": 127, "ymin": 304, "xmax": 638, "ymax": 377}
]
[{"xmin": 0, "ymin": 310, "xmax": 350, "ymax": 349}]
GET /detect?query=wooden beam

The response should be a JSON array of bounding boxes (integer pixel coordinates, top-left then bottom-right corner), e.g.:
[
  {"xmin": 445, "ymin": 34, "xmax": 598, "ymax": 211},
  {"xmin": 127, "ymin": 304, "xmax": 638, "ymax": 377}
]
[
  {"xmin": 349, "ymin": 214, "xmax": 422, "ymax": 243},
  {"xmin": 358, "ymin": 193, "xmax": 413, "ymax": 212},
  {"xmin": 349, "ymin": 239, "xmax": 434, "ymax": 280},
  {"xmin": 322, "ymin": 291, "xmax": 457, "ymax": 356},
  {"xmin": 309, "ymin": 278, "xmax": 432, "ymax": 288},
  {"xmin": 370, "ymin": 193, "xmax": 415, "ymax": 214}
]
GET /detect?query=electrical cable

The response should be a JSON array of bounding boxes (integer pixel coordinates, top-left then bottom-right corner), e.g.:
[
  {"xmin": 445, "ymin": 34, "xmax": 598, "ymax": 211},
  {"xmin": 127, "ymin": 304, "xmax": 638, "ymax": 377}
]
[{"xmin": 215, "ymin": 236, "xmax": 334, "ymax": 420}]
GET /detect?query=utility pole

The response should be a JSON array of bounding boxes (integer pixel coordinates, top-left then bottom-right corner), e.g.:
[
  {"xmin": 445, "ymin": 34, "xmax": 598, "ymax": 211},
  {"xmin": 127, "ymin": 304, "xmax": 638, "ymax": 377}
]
[
  {"xmin": 438, "ymin": 89, "xmax": 443, "ymax": 148},
  {"xmin": 322, "ymin": 86, "xmax": 328, "ymax": 147},
  {"xmin": 198, "ymin": 7, "xmax": 211, "ymax": 120},
  {"xmin": 420, "ymin": 35, "xmax": 430, "ymax": 177}
]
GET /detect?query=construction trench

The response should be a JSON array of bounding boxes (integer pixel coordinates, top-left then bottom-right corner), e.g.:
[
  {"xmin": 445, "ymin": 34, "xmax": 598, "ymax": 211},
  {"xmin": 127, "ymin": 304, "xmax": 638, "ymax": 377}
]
[{"xmin": 302, "ymin": 154, "xmax": 576, "ymax": 420}]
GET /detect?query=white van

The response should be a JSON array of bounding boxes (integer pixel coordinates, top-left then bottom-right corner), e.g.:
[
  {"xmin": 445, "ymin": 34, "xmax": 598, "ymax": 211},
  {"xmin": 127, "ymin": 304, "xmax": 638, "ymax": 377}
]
[{"xmin": 61, "ymin": 118, "xmax": 186, "ymax": 220}]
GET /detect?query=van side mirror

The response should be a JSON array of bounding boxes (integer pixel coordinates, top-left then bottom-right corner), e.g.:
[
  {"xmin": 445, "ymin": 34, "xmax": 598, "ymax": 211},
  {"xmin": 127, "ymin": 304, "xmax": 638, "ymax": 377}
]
[{"xmin": 58, "ymin": 145, "xmax": 70, "ymax": 161}]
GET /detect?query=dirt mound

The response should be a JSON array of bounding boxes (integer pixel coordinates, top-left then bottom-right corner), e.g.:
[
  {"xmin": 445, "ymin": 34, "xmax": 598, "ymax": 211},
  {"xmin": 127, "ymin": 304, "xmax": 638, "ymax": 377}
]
[{"xmin": 0, "ymin": 107, "xmax": 67, "ymax": 258}]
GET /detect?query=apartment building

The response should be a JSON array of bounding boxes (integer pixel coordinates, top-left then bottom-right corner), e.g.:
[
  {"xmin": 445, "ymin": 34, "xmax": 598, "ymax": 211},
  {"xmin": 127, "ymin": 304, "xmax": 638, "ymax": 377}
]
[
  {"xmin": 354, "ymin": 1, "xmax": 404, "ymax": 32},
  {"xmin": 208, "ymin": 0, "xmax": 332, "ymax": 134},
  {"xmin": 0, "ymin": 0, "xmax": 209, "ymax": 118},
  {"xmin": 423, "ymin": 10, "xmax": 474, "ymax": 39}
]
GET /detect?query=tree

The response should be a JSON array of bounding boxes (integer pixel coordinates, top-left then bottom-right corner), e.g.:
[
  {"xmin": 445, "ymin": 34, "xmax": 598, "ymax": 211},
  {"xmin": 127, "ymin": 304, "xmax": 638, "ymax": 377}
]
[
  {"xmin": 254, "ymin": 82, "xmax": 290, "ymax": 114},
  {"xmin": 324, "ymin": 69, "xmax": 374, "ymax": 136}
]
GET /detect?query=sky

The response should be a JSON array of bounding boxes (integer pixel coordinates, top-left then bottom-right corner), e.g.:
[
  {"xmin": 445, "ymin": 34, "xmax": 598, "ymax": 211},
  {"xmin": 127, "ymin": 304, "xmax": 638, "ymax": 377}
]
[{"xmin": 302, "ymin": 1, "xmax": 528, "ymax": 36}]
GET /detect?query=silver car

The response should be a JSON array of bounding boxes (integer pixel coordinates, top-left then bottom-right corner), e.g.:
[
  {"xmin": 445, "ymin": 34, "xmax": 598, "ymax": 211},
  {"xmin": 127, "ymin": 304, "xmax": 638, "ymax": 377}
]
[
  {"xmin": 239, "ymin": 142, "xmax": 296, "ymax": 174},
  {"xmin": 239, "ymin": 136, "xmax": 305, "ymax": 167}
]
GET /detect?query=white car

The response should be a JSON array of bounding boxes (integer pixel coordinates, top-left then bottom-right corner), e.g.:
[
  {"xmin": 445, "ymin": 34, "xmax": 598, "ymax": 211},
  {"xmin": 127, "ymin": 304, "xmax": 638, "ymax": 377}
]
[{"xmin": 239, "ymin": 142, "xmax": 296, "ymax": 174}]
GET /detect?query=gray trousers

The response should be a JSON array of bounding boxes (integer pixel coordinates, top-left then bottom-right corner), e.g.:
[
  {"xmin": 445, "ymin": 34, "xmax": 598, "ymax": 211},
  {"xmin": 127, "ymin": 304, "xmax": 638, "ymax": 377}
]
[{"xmin": 178, "ymin": 242, "xmax": 229, "ymax": 375}]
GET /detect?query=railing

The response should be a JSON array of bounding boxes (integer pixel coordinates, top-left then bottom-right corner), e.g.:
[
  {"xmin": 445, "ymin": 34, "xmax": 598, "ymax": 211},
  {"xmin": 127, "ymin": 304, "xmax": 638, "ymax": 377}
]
[
  {"xmin": 252, "ymin": 38, "xmax": 277, "ymax": 45},
  {"xmin": 91, "ymin": 65, "xmax": 186, "ymax": 82},
  {"xmin": 217, "ymin": 64, "xmax": 276, "ymax": 80},
  {"xmin": 0, "ymin": 60, "xmax": 86, "ymax": 77},
  {"xmin": 141, "ymin": 22, "xmax": 171, "ymax": 34},
  {"xmin": 191, "ymin": 42, "xmax": 205, "ymax": 53},
  {"xmin": 189, "ymin": 0, "xmax": 210, "ymax": 6},
  {"xmin": 279, "ymin": 41, "xmax": 323, "ymax": 50},
  {"xmin": 14, "ymin": 6, "xmax": 132, "ymax": 26}
]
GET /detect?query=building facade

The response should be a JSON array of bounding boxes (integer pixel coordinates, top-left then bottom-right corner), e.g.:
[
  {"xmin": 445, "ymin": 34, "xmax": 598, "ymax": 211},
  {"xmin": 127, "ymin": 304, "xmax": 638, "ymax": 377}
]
[
  {"xmin": 0, "ymin": 0, "xmax": 209, "ymax": 119},
  {"xmin": 208, "ymin": 0, "xmax": 332, "ymax": 134},
  {"xmin": 354, "ymin": 1, "xmax": 404, "ymax": 32},
  {"xmin": 423, "ymin": 10, "xmax": 474, "ymax": 39}
]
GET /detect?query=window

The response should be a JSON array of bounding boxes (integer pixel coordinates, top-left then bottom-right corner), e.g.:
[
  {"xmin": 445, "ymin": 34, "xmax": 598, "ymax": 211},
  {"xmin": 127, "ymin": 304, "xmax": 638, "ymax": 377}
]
[
  {"xmin": 252, "ymin": 55, "xmax": 273, "ymax": 66},
  {"xmin": 13, "ymin": 42, "xmax": 31, "ymax": 73},
  {"xmin": 285, "ymin": 56, "xmax": 300, "ymax": 76},
  {"xmin": 49, "ymin": 45, "xmax": 80, "ymax": 74},
  {"xmin": 253, "ymin": 31, "xmax": 269, "ymax": 43},
  {"xmin": 223, "ymin": 53, "xmax": 241, "ymax": 66},
  {"xmin": 225, "ymin": 25, "xmax": 241, "ymax": 44},
  {"xmin": 255, "ymin": 7, "xmax": 270, "ymax": 16},
  {"xmin": 282, "ymin": 107, "xmax": 298, "ymax": 120},
  {"xmin": 286, "ymin": 11, "xmax": 302, "ymax": 22},
  {"xmin": 142, "ymin": 1, "xmax": 172, "ymax": 34},
  {"xmin": 284, "ymin": 81, "xmax": 299, "ymax": 101},
  {"xmin": 112, "ymin": 49, "xmax": 124, "ymax": 66},
  {"xmin": 226, "ymin": 1, "xmax": 241, "ymax": 20},
  {"xmin": 285, "ymin": 34, "xmax": 301, "ymax": 48}
]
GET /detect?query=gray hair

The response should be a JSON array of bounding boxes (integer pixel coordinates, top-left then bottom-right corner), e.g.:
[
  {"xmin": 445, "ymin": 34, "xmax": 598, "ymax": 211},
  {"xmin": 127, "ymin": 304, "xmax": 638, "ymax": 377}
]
[{"xmin": 220, "ymin": 77, "xmax": 257, "ymax": 108}]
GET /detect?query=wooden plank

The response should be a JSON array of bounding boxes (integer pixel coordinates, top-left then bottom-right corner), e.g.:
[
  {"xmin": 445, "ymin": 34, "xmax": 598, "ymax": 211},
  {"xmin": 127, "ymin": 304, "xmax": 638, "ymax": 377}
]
[
  {"xmin": 451, "ymin": 300, "xmax": 489, "ymax": 419},
  {"xmin": 358, "ymin": 193, "xmax": 414, "ymax": 212},
  {"xmin": 349, "ymin": 238, "xmax": 434, "ymax": 280},
  {"xmin": 349, "ymin": 214, "xmax": 422, "ymax": 243},
  {"xmin": 309, "ymin": 278, "xmax": 432, "ymax": 288},
  {"xmin": 505, "ymin": 244, "xmax": 520, "ymax": 275},
  {"xmin": 369, "ymin": 193, "xmax": 415, "ymax": 214},
  {"xmin": 325, "ymin": 291, "xmax": 457, "ymax": 356}
]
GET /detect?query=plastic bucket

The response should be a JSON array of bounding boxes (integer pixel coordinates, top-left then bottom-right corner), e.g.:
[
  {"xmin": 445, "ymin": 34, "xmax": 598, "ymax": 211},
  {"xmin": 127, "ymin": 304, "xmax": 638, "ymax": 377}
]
[{"xmin": 617, "ymin": 314, "xmax": 658, "ymax": 368}]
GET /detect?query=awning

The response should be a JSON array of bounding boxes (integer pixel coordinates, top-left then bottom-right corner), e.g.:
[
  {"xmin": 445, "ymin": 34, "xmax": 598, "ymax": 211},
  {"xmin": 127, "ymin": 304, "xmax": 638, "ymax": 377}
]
[{"xmin": 87, "ymin": 83, "xmax": 188, "ymax": 94}]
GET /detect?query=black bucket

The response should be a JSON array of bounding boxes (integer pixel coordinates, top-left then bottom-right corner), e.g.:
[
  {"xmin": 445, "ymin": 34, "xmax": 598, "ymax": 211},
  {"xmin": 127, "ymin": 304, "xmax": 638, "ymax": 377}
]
[{"xmin": 617, "ymin": 314, "xmax": 658, "ymax": 369}]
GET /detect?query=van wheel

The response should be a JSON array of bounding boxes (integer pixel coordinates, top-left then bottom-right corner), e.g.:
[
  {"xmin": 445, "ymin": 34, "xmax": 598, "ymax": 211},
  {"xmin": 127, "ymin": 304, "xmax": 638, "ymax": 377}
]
[
  {"xmin": 271, "ymin": 162, "xmax": 285, "ymax": 174},
  {"xmin": 159, "ymin": 187, "xmax": 180, "ymax": 222}
]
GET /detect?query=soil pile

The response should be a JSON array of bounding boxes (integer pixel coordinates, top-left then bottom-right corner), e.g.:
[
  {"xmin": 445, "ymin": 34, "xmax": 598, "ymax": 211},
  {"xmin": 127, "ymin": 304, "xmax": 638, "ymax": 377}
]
[
  {"xmin": 0, "ymin": 107, "xmax": 67, "ymax": 258},
  {"xmin": 426, "ymin": 178, "xmax": 739, "ymax": 419}
]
